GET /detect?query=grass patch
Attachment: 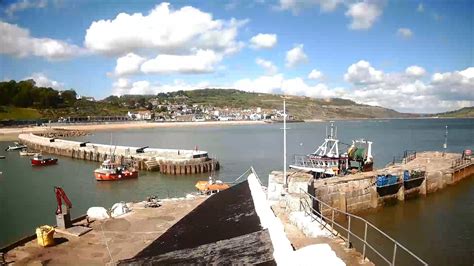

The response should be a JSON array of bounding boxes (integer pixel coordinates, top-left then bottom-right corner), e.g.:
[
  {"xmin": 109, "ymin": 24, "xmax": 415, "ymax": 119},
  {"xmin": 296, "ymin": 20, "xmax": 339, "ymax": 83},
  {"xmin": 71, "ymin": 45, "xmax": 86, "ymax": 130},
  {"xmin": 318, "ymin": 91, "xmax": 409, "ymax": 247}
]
[{"xmin": 0, "ymin": 106, "xmax": 42, "ymax": 120}]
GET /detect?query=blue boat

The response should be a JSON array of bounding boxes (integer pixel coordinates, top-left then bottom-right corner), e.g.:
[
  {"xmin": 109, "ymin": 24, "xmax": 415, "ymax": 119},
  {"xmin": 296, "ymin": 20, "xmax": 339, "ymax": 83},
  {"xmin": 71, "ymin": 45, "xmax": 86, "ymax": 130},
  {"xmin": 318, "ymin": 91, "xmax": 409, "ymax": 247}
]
[{"xmin": 376, "ymin": 174, "xmax": 402, "ymax": 196}]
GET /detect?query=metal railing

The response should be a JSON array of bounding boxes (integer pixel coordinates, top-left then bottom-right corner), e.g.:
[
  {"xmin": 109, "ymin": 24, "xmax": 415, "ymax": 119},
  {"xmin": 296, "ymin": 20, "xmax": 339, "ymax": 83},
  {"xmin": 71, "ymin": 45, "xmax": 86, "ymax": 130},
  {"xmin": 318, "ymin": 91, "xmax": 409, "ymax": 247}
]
[
  {"xmin": 451, "ymin": 157, "xmax": 472, "ymax": 169},
  {"xmin": 299, "ymin": 188, "xmax": 428, "ymax": 266}
]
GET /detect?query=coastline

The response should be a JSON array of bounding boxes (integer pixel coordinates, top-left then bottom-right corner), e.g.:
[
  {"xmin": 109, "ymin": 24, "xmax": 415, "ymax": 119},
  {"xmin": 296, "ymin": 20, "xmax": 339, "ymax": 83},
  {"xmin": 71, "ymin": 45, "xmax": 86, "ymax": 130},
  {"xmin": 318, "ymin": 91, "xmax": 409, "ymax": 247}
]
[{"xmin": 0, "ymin": 120, "xmax": 267, "ymax": 141}]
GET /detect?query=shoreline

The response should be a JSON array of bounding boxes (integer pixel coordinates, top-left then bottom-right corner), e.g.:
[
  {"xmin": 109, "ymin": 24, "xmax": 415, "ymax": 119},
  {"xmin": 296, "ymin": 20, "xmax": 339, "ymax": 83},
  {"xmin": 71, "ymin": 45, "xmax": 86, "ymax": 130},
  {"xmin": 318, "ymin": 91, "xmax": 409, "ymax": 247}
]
[{"xmin": 0, "ymin": 120, "xmax": 267, "ymax": 141}]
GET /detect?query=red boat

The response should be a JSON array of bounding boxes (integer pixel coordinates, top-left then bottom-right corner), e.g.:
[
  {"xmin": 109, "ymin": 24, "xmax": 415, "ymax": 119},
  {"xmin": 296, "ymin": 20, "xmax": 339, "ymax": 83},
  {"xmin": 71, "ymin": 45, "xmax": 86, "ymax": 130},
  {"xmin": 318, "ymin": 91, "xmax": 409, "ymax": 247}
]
[
  {"xmin": 31, "ymin": 154, "xmax": 58, "ymax": 166},
  {"xmin": 94, "ymin": 160, "xmax": 138, "ymax": 181}
]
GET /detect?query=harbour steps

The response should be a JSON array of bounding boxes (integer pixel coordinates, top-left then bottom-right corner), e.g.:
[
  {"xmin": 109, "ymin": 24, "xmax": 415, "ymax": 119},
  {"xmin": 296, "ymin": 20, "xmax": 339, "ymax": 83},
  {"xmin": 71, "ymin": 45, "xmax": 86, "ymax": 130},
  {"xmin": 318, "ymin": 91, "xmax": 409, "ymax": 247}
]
[{"xmin": 18, "ymin": 133, "xmax": 220, "ymax": 174}]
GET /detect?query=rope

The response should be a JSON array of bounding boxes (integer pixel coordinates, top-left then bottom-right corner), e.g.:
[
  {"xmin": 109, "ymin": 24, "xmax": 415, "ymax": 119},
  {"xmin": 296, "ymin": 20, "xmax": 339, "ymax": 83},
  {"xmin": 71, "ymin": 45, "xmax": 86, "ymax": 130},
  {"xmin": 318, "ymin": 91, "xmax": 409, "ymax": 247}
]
[
  {"xmin": 100, "ymin": 223, "xmax": 114, "ymax": 265},
  {"xmin": 231, "ymin": 167, "xmax": 252, "ymax": 184}
]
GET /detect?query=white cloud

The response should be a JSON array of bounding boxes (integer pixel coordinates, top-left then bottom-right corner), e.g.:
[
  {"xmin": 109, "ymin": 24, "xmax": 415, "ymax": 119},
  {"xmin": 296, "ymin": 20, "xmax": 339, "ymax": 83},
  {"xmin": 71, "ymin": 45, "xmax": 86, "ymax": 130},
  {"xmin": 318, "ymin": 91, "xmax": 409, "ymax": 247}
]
[
  {"xmin": 344, "ymin": 60, "xmax": 384, "ymax": 85},
  {"xmin": 430, "ymin": 67, "xmax": 474, "ymax": 101},
  {"xmin": 112, "ymin": 78, "xmax": 211, "ymax": 95},
  {"xmin": 234, "ymin": 74, "xmax": 284, "ymax": 94},
  {"xmin": 417, "ymin": 3, "xmax": 424, "ymax": 12},
  {"xmin": 84, "ymin": 2, "xmax": 246, "ymax": 56},
  {"xmin": 405, "ymin": 65, "xmax": 426, "ymax": 77},
  {"xmin": 114, "ymin": 53, "xmax": 146, "ymax": 76},
  {"xmin": 249, "ymin": 33, "xmax": 277, "ymax": 49},
  {"xmin": 233, "ymin": 74, "xmax": 343, "ymax": 98},
  {"xmin": 345, "ymin": 1, "xmax": 383, "ymax": 30},
  {"xmin": 256, "ymin": 58, "xmax": 278, "ymax": 75},
  {"xmin": 4, "ymin": 0, "xmax": 47, "ymax": 17},
  {"xmin": 397, "ymin": 28, "xmax": 413, "ymax": 39},
  {"xmin": 308, "ymin": 69, "xmax": 323, "ymax": 80},
  {"xmin": 25, "ymin": 73, "xmax": 63, "ymax": 89},
  {"xmin": 285, "ymin": 44, "xmax": 308, "ymax": 68},
  {"xmin": 140, "ymin": 49, "xmax": 222, "ymax": 74},
  {"xmin": 343, "ymin": 60, "xmax": 473, "ymax": 113},
  {"xmin": 278, "ymin": 0, "xmax": 342, "ymax": 13},
  {"xmin": 0, "ymin": 21, "xmax": 84, "ymax": 60}
]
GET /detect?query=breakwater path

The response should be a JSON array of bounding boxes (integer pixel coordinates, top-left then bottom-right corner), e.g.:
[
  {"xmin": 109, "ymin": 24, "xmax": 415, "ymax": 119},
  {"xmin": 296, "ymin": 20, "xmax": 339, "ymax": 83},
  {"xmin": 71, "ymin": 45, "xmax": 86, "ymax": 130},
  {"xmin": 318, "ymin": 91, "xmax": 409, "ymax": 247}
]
[{"xmin": 18, "ymin": 133, "xmax": 219, "ymax": 174}]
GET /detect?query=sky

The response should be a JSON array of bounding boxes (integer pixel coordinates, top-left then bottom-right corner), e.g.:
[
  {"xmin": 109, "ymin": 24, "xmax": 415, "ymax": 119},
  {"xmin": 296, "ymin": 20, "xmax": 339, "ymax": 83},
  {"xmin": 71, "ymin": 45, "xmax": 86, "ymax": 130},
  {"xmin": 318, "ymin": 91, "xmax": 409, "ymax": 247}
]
[{"xmin": 0, "ymin": 0, "xmax": 472, "ymax": 113}]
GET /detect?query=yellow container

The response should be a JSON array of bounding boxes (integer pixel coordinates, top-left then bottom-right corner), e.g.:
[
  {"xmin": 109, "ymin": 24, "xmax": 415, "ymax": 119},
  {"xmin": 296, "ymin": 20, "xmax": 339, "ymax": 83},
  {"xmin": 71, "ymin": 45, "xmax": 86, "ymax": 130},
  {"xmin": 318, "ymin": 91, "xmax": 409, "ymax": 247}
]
[{"xmin": 36, "ymin": 225, "xmax": 55, "ymax": 247}]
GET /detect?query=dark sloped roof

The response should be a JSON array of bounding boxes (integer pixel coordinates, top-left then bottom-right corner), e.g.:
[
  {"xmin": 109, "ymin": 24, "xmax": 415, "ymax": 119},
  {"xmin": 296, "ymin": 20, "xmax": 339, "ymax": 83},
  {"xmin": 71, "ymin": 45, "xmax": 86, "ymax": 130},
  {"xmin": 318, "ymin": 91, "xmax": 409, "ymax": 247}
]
[
  {"xmin": 119, "ymin": 180, "xmax": 273, "ymax": 264},
  {"xmin": 120, "ymin": 229, "xmax": 275, "ymax": 265}
]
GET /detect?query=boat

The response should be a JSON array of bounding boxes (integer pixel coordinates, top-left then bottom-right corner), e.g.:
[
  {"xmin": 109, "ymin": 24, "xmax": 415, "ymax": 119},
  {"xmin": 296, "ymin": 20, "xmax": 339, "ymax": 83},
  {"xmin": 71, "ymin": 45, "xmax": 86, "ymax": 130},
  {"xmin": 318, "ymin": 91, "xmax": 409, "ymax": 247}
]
[
  {"xmin": 94, "ymin": 160, "xmax": 138, "ymax": 181},
  {"xmin": 0, "ymin": 155, "xmax": 5, "ymax": 159},
  {"xmin": 195, "ymin": 176, "xmax": 230, "ymax": 194},
  {"xmin": 289, "ymin": 122, "xmax": 374, "ymax": 178},
  {"xmin": 5, "ymin": 142, "xmax": 27, "ymax": 151},
  {"xmin": 403, "ymin": 169, "xmax": 426, "ymax": 190},
  {"xmin": 19, "ymin": 149, "xmax": 35, "ymax": 156},
  {"xmin": 31, "ymin": 153, "xmax": 58, "ymax": 166},
  {"xmin": 376, "ymin": 173, "xmax": 402, "ymax": 196}
]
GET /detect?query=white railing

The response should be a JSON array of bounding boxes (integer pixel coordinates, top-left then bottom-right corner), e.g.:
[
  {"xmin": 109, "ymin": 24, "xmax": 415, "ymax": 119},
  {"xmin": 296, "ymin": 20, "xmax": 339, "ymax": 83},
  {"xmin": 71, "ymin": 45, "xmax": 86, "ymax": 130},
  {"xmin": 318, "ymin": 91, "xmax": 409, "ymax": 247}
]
[{"xmin": 299, "ymin": 188, "xmax": 428, "ymax": 265}]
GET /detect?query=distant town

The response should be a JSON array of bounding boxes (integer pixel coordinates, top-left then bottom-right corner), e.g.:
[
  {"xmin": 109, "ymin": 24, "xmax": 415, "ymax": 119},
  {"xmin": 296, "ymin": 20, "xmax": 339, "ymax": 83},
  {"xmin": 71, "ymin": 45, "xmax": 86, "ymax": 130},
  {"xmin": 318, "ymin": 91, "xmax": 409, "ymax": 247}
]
[{"xmin": 58, "ymin": 98, "xmax": 293, "ymax": 123}]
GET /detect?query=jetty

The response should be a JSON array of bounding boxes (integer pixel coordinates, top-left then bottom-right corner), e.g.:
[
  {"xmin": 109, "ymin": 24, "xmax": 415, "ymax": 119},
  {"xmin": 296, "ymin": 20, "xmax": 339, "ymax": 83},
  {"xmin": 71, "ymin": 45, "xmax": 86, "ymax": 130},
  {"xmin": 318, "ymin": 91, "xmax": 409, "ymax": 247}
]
[
  {"xmin": 270, "ymin": 151, "xmax": 473, "ymax": 215},
  {"xmin": 18, "ymin": 133, "xmax": 219, "ymax": 174},
  {"xmin": 267, "ymin": 151, "xmax": 472, "ymax": 265}
]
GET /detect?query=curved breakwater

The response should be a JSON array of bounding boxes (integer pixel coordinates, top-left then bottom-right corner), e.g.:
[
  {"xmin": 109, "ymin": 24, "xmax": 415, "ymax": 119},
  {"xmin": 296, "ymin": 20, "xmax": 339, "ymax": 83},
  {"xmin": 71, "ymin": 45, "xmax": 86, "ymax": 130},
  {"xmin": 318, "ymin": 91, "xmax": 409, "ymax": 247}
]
[{"xmin": 18, "ymin": 133, "xmax": 220, "ymax": 174}]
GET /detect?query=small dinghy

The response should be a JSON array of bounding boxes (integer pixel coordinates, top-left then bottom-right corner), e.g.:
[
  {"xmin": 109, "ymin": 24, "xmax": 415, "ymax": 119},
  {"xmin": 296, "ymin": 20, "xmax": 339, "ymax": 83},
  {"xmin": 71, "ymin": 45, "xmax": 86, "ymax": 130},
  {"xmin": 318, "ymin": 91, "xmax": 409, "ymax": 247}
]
[{"xmin": 5, "ymin": 142, "xmax": 27, "ymax": 151}]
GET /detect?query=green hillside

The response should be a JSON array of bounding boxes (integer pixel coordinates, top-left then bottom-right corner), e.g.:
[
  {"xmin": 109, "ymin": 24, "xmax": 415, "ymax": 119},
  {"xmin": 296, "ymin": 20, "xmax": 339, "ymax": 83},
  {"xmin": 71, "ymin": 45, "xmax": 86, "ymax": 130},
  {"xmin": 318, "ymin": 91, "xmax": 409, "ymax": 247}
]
[
  {"xmin": 0, "ymin": 106, "xmax": 42, "ymax": 120},
  {"xmin": 132, "ymin": 89, "xmax": 415, "ymax": 120},
  {"xmin": 435, "ymin": 107, "xmax": 474, "ymax": 118}
]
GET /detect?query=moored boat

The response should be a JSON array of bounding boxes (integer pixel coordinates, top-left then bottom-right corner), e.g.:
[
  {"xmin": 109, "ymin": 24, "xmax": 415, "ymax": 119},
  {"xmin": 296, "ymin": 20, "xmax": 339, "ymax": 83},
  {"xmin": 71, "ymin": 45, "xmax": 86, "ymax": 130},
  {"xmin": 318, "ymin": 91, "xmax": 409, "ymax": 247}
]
[
  {"xmin": 94, "ymin": 160, "xmax": 138, "ymax": 181},
  {"xmin": 5, "ymin": 142, "xmax": 27, "ymax": 151},
  {"xmin": 19, "ymin": 149, "xmax": 35, "ymax": 156},
  {"xmin": 31, "ymin": 154, "xmax": 58, "ymax": 166},
  {"xmin": 195, "ymin": 176, "xmax": 230, "ymax": 194},
  {"xmin": 289, "ymin": 122, "xmax": 374, "ymax": 178}
]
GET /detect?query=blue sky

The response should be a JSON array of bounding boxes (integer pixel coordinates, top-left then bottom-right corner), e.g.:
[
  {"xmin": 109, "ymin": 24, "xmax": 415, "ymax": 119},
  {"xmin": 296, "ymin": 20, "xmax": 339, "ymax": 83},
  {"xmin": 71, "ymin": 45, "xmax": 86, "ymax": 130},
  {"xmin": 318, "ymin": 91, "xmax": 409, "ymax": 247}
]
[{"xmin": 0, "ymin": 0, "xmax": 472, "ymax": 113}]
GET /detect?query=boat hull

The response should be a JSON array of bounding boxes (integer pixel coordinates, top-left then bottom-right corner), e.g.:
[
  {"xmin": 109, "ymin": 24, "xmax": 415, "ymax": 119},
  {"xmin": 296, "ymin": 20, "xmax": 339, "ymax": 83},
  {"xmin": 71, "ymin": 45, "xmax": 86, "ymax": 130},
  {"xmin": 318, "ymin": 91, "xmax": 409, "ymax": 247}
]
[
  {"xmin": 31, "ymin": 158, "xmax": 58, "ymax": 166},
  {"xmin": 6, "ymin": 146, "xmax": 26, "ymax": 151},
  {"xmin": 94, "ymin": 171, "xmax": 138, "ymax": 181}
]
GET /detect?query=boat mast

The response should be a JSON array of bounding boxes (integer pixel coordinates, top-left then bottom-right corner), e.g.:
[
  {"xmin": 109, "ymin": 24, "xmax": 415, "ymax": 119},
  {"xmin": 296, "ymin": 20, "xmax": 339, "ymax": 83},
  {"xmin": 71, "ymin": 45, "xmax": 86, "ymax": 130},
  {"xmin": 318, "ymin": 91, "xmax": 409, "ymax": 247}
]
[
  {"xmin": 283, "ymin": 99, "xmax": 288, "ymax": 187},
  {"xmin": 443, "ymin": 125, "xmax": 448, "ymax": 155}
]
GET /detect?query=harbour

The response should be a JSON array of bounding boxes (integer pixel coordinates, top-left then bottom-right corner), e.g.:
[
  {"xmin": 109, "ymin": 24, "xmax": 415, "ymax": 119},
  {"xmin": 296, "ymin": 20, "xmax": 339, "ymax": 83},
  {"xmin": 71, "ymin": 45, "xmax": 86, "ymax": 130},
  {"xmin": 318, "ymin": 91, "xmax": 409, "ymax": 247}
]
[{"xmin": 0, "ymin": 119, "xmax": 473, "ymax": 265}]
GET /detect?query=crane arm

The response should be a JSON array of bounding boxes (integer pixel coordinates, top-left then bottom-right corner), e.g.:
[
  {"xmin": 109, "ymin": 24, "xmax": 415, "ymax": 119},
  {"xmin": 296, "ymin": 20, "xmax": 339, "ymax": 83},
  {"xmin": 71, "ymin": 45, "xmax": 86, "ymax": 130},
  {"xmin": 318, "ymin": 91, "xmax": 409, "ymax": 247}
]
[{"xmin": 54, "ymin": 186, "xmax": 72, "ymax": 214}]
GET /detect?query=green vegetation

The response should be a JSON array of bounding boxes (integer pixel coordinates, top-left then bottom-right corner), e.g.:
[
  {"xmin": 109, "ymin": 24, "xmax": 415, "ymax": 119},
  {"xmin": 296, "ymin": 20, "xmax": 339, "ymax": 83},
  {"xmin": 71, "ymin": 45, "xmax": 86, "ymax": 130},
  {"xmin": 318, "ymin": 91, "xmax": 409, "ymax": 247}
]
[
  {"xmin": 0, "ymin": 79, "xmax": 128, "ymax": 121},
  {"xmin": 0, "ymin": 106, "xmax": 42, "ymax": 120},
  {"xmin": 436, "ymin": 107, "xmax": 474, "ymax": 118}
]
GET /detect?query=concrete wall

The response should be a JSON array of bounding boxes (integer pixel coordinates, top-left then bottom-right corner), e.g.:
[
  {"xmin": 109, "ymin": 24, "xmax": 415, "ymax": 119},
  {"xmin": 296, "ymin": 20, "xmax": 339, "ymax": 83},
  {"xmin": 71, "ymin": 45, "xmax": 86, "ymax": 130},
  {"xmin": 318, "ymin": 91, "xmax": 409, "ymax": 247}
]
[{"xmin": 269, "ymin": 160, "xmax": 473, "ymax": 215}]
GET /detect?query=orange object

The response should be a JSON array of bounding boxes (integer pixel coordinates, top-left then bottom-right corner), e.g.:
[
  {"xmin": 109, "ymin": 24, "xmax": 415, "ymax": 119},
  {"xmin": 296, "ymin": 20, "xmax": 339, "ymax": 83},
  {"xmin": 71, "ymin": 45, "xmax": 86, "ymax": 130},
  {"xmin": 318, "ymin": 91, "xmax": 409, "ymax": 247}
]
[{"xmin": 195, "ymin": 180, "xmax": 230, "ymax": 194}]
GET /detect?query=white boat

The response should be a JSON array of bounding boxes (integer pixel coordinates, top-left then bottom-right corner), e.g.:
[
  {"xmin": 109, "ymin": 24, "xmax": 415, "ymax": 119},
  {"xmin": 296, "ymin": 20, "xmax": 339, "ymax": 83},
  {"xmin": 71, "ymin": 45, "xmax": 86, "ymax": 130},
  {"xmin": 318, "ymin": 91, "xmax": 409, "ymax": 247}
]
[
  {"xmin": 289, "ymin": 122, "xmax": 374, "ymax": 178},
  {"xmin": 5, "ymin": 142, "xmax": 27, "ymax": 151},
  {"xmin": 19, "ymin": 149, "xmax": 35, "ymax": 156}
]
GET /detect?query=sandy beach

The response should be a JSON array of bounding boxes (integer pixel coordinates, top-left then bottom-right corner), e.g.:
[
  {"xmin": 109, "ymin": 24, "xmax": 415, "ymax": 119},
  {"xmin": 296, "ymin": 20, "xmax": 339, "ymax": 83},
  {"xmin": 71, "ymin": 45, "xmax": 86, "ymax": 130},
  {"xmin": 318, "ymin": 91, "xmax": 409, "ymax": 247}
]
[{"xmin": 0, "ymin": 120, "xmax": 267, "ymax": 141}]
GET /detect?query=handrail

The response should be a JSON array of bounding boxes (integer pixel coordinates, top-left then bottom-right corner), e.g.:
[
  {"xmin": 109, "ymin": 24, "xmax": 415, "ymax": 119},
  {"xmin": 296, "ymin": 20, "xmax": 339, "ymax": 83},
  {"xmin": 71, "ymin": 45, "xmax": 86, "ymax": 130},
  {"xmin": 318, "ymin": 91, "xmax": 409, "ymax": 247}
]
[{"xmin": 298, "ymin": 188, "xmax": 428, "ymax": 266}]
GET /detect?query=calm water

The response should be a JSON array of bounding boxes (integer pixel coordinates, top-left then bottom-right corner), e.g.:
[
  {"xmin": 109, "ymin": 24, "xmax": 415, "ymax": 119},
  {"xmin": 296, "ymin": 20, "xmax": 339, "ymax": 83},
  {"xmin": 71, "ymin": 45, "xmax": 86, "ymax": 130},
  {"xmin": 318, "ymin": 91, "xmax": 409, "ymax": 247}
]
[{"xmin": 0, "ymin": 118, "xmax": 472, "ymax": 265}]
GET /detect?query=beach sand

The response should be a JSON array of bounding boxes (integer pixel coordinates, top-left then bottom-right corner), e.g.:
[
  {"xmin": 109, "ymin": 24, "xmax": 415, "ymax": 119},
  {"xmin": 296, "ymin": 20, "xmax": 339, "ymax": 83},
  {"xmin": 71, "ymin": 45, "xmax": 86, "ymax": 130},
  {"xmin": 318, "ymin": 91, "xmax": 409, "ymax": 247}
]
[{"xmin": 0, "ymin": 120, "xmax": 267, "ymax": 141}]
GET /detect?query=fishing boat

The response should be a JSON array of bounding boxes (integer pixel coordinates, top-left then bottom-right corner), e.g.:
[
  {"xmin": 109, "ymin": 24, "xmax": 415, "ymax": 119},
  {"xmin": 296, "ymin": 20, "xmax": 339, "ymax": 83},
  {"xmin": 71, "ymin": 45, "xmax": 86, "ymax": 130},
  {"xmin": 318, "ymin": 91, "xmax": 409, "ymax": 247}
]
[
  {"xmin": 31, "ymin": 153, "xmax": 58, "ymax": 166},
  {"xmin": 5, "ymin": 142, "xmax": 27, "ymax": 151},
  {"xmin": 289, "ymin": 122, "xmax": 373, "ymax": 178},
  {"xmin": 19, "ymin": 149, "xmax": 35, "ymax": 156},
  {"xmin": 195, "ymin": 176, "xmax": 230, "ymax": 194},
  {"xmin": 94, "ymin": 160, "xmax": 138, "ymax": 181}
]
